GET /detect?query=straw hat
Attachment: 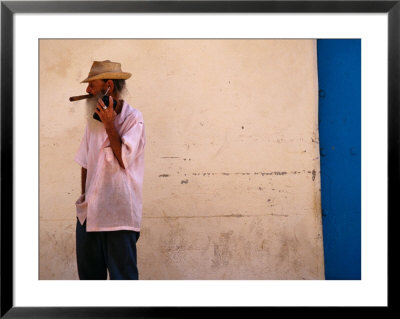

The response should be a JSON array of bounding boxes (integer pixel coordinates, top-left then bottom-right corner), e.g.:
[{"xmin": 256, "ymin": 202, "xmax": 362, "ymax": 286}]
[{"xmin": 80, "ymin": 60, "xmax": 132, "ymax": 83}]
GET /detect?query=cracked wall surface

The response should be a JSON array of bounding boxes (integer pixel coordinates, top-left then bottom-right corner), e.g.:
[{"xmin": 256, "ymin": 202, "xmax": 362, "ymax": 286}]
[{"xmin": 39, "ymin": 39, "xmax": 324, "ymax": 280}]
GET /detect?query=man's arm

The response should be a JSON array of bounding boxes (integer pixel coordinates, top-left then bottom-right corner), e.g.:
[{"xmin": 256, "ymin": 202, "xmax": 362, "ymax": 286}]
[
  {"xmin": 105, "ymin": 125, "xmax": 125, "ymax": 169},
  {"xmin": 94, "ymin": 96, "xmax": 126, "ymax": 169},
  {"xmin": 81, "ymin": 167, "xmax": 87, "ymax": 196}
]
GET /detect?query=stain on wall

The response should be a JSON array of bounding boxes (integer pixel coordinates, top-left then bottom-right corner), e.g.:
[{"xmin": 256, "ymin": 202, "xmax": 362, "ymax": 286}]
[{"xmin": 39, "ymin": 39, "xmax": 324, "ymax": 280}]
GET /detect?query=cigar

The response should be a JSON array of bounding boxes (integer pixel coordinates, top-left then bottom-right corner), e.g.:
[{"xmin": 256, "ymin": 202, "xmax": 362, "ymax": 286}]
[{"xmin": 69, "ymin": 94, "xmax": 93, "ymax": 102}]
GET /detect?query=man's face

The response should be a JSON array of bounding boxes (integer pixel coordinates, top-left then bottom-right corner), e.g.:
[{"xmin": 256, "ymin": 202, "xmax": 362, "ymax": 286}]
[
  {"xmin": 86, "ymin": 79, "xmax": 107, "ymax": 96},
  {"xmin": 85, "ymin": 80, "xmax": 107, "ymax": 126}
]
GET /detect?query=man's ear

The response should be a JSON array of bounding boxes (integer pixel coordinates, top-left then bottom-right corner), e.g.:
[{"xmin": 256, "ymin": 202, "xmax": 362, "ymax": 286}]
[{"xmin": 106, "ymin": 80, "xmax": 114, "ymax": 93}]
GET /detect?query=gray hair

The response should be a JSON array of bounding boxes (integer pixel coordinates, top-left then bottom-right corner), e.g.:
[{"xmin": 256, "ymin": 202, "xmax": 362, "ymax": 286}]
[{"xmin": 103, "ymin": 79, "xmax": 126, "ymax": 95}]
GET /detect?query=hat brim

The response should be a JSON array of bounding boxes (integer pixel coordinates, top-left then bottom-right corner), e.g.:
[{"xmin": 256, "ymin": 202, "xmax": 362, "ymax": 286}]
[{"xmin": 80, "ymin": 72, "xmax": 132, "ymax": 83}]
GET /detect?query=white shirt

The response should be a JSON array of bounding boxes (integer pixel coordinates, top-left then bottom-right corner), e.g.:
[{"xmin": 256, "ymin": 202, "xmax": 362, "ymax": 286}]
[{"xmin": 74, "ymin": 101, "xmax": 146, "ymax": 232}]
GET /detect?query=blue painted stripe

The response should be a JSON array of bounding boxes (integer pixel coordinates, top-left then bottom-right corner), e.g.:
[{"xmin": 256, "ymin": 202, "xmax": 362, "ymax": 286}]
[{"xmin": 317, "ymin": 39, "xmax": 361, "ymax": 280}]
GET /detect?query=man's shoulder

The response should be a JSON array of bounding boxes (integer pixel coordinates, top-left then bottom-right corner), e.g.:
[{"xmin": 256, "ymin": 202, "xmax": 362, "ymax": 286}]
[{"xmin": 124, "ymin": 102, "xmax": 144, "ymax": 123}]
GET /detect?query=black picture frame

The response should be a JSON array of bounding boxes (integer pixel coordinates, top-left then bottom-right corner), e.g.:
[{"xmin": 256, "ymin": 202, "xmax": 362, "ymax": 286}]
[{"xmin": 1, "ymin": 0, "xmax": 395, "ymax": 317}]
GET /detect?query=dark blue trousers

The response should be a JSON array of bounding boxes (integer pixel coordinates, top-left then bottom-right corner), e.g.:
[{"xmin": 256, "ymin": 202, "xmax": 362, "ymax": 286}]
[{"xmin": 76, "ymin": 218, "xmax": 140, "ymax": 280}]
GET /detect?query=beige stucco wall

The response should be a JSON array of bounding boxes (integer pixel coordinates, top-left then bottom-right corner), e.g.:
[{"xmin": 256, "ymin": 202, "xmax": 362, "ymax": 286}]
[{"xmin": 39, "ymin": 39, "xmax": 324, "ymax": 280}]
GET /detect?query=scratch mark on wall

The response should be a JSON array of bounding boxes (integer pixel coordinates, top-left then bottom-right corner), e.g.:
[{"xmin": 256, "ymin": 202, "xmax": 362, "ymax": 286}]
[
  {"xmin": 213, "ymin": 133, "xmax": 228, "ymax": 158},
  {"xmin": 162, "ymin": 170, "xmax": 319, "ymax": 179}
]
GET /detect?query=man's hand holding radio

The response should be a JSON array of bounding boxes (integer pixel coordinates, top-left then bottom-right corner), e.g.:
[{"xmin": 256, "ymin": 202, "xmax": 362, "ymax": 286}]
[{"xmin": 94, "ymin": 95, "xmax": 117, "ymax": 130}]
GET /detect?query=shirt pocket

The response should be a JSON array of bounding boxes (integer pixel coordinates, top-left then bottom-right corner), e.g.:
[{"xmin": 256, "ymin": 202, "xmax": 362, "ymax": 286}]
[
  {"xmin": 104, "ymin": 146, "xmax": 120, "ymax": 174},
  {"xmin": 104, "ymin": 146, "xmax": 114, "ymax": 162}
]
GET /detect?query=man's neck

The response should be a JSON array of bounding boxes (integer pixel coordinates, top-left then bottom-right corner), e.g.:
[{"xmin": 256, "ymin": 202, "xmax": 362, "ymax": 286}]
[{"xmin": 115, "ymin": 99, "xmax": 123, "ymax": 115}]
